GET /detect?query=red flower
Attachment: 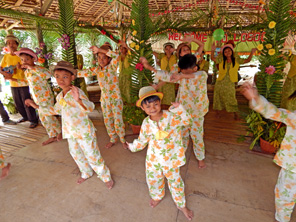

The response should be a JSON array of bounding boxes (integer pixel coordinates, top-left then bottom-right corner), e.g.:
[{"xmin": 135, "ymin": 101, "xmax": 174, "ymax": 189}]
[
  {"xmin": 101, "ymin": 30, "xmax": 106, "ymax": 35},
  {"xmin": 135, "ymin": 63, "xmax": 144, "ymax": 71}
]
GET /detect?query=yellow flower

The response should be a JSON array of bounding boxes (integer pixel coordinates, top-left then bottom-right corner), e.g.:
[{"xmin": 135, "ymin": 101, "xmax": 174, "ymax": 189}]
[
  {"xmin": 269, "ymin": 21, "xmax": 276, "ymax": 29},
  {"xmin": 265, "ymin": 44, "xmax": 272, "ymax": 49},
  {"xmin": 257, "ymin": 44, "xmax": 264, "ymax": 51},
  {"xmin": 132, "ymin": 19, "xmax": 135, "ymax": 26},
  {"xmin": 140, "ymin": 40, "xmax": 144, "ymax": 44},
  {"xmin": 259, "ymin": 0, "xmax": 265, "ymax": 5},
  {"xmin": 128, "ymin": 50, "xmax": 131, "ymax": 55},
  {"xmin": 130, "ymin": 42, "xmax": 136, "ymax": 48},
  {"xmin": 135, "ymin": 45, "xmax": 140, "ymax": 50},
  {"xmin": 132, "ymin": 30, "xmax": 137, "ymax": 36},
  {"xmin": 268, "ymin": 48, "xmax": 275, "ymax": 55}
]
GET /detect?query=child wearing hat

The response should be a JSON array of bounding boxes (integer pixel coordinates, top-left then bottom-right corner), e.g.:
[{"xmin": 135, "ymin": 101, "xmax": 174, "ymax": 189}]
[
  {"xmin": 140, "ymin": 54, "xmax": 209, "ymax": 169},
  {"xmin": 25, "ymin": 61, "xmax": 114, "ymax": 188},
  {"xmin": 78, "ymin": 44, "xmax": 127, "ymax": 149},
  {"xmin": 15, "ymin": 48, "xmax": 62, "ymax": 145},
  {"xmin": 126, "ymin": 86, "xmax": 193, "ymax": 221},
  {"xmin": 153, "ymin": 42, "xmax": 177, "ymax": 109},
  {"xmin": 211, "ymin": 42, "xmax": 256, "ymax": 120},
  {"xmin": 0, "ymin": 34, "xmax": 38, "ymax": 128}
]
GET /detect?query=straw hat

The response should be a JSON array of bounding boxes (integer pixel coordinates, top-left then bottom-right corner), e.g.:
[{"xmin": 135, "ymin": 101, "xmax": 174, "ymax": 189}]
[
  {"xmin": 54, "ymin": 61, "xmax": 77, "ymax": 75},
  {"xmin": 176, "ymin": 43, "xmax": 191, "ymax": 59},
  {"xmin": 15, "ymin": 48, "xmax": 38, "ymax": 61},
  {"xmin": 5, "ymin": 34, "xmax": 20, "ymax": 44},
  {"xmin": 163, "ymin": 42, "xmax": 175, "ymax": 51},
  {"xmin": 136, "ymin": 86, "xmax": 163, "ymax": 107},
  {"xmin": 220, "ymin": 44, "xmax": 234, "ymax": 52}
]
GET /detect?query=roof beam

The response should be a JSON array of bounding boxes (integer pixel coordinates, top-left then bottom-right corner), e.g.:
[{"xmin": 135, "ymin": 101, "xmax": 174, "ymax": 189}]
[
  {"xmin": 6, "ymin": 21, "xmax": 20, "ymax": 30},
  {"xmin": 154, "ymin": 0, "xmax": 159, "ymax": 9},
  {"xmin": 0, "ymin": 19, "xmax": 8, "ymax": 27},
  {"xmin": 40, "ymin": 0, "xmax": 54, "ymax": 15},
  {"xmin": 15, "ymin": 0, "xmax": 24, "ymax": 7}
]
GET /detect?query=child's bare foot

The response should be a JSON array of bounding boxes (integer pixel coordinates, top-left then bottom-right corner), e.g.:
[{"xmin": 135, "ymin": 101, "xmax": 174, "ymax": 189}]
[
  {"xmin": 105, "ymin": 179, "xmax": 114, "ymax": 189},
  {"xmin": 0, "ymin": 163, "xmax": 11, "ymax": 180},
  {"xmin": 42, "ymin": 137, "xmax": 57, "ymax": 146},
  {"xmin": 105, "ymin": 141, "xmax": 115, "ymax": 149},
  {"xmin": 121, "ymin": 142, "xmax": 128, "ymax": 149},
  {"xmin": 77, "ymin": 177, "xmax": 88, "ymax": 184},
  {"xmin": 198, "ymin": 160, "xmax": 206, "ymax": 169},
  {"xmin": 149, "ymin": 198, "xmax": 162, "ymax": 208},
  {"xmin": 177, "ymin": 206, "xmax": 194, "ymax": 221},
  {"xmin": 57, "ymin": 133, "xmax": 63, "ymax": 141}
]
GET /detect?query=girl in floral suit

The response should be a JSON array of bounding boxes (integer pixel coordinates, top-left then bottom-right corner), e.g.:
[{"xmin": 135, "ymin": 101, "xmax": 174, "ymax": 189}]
[
  {"xmin": 241, "ymin": 83, "xmax": 296, "ymax": 222},
  {"xmin": 127, "ymin": 86, "xmax": 193, "ymax": 221},
  {"xmin": 78, "ymin": 44, "xmax": 127, "ymax": 149}
]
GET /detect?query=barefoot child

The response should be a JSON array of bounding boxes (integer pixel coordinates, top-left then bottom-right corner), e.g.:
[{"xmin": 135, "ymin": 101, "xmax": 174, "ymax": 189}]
[
  {"xmin": 126, "ymin": 86, "xmax": 193, "ymax": 221},
  {"xmin": 0, "ymin": 34, "xmax": 38, "ymax": 128},
  {"xmin": 26, "ymin": 61, "xmax": 113, "ymax": 188},
  {"xmin": 78, "ymin": 43, "xmax": 127, "ymax": 149},
  {"xmin": 241, "ymin": 83, "xmax": 296, "ymax": 222},
  {"xmin": 141, "ymin": 54, "xmax": 209, "ymax": 169},
  {"xmin": 0, "ymin": 148, "xmax": 11, "ymax": 180},
  {"xmin": 15, "ymin": 48, "xmax": 62, "ymax": 145}
]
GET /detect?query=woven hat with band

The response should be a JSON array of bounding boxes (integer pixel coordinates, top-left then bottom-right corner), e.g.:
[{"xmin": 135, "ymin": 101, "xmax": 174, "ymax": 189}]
[
  {"xmin": 54, "ymin": 61, "xmax": 77, "ymax": 76},
  {"xmin": 176, "ymin": 43, "xmax": 191, "ymax": 59},
  {"xmin": 15, "ymin": 48, "xmax": 38, "ymax": 61},
  {"xmin": 136, "ymin": 86, "xmax": 163, "ymax": 107},
  {"xmin": 5, "ymin": 34, "xmax": 20, "ymax": 44},
  {"xmin": 163, "ymin": 42, "xmax": 175, "ymax": 52}
]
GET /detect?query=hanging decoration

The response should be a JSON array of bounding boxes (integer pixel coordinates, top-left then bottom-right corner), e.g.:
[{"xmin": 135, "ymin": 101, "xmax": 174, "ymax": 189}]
[{"xmin": 213, "ymin": 29, "xmax": 225, "ymax": 41}]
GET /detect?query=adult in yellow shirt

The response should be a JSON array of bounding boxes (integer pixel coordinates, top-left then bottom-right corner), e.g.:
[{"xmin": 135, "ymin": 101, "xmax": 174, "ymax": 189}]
[{"xmin": 0, "ymin": 34, "xmax": 38, "ymax": 128}]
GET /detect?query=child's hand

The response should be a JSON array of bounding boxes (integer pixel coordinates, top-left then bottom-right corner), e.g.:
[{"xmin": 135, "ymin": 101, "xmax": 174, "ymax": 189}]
[
  {"xmin": 70, "ymin": 86, "xmax": 80, "ymax": 101},
  {"xmin": 251, "ymin": 48, "xmax": 257, "ymax": 54},
  {"xmin": 170, "ymin": 73, "xmax": 181, "ymax": 82},
  {"xmin": 90, "ymin": 46, "xmax": 100, "ymax": 54},
  {"xmin": 25, "ymin": 99, "xmax": 38, "ymax": 108},
  {"xmin": 151, "ymin": 84, "xmax": 159, "ymax": 90},
  {"xmin": 171, "ymin": 102, "xmax": 180, "ymax": 108},
  {"xmin": 21, "ymin": 64, "xmax": 32, "ymax": 70},
  {"xmin": 125, "ymin": 142, "xmax": 130, "ymax": 150},
  {"xmin": 16, "ymin": 63, "xmax": 22, "ymax": 69},
  {"xmin": 241, "ymin": 83, "xmax": 259, "ymax": 101},
  {"xmin": 139, "ymin": 57, "xmax": 148, "ymax": 66},
  {"xmin": 211, "ymin": 42, "xmax": 216, "ymax": 51},
  {"xmin": 183, "ymin": 36, "xmax": 193, "ymax": 43}
]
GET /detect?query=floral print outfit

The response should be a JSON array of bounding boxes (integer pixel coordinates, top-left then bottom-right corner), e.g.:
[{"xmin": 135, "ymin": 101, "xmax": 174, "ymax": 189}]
[
  {"xmin": 41, "ymin": 88, "xmax": 111, "ymax": 181},
  {"xmin": 25, "ymin": 66, "xmax": 61, "ymax": 137},
  {"xmin": 251, "ymin": 95, "xmax": 296, "ymax": 222},
  {"xmin": 77, "ymin": 50, "xmax": 125, "ymax": 143},
  {"xmin": 155, "ymin": 70, "xmax": 209, "ymax": 161},
  {"xmin": 129, "ymin": 105, "xmax": 191, "ymax": 207}
]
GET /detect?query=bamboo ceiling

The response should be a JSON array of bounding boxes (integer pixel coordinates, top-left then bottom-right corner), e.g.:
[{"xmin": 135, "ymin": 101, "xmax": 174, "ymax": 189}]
[{"xmin": 1, "ymin": 0, "xmax": 296, "ymax": 32}]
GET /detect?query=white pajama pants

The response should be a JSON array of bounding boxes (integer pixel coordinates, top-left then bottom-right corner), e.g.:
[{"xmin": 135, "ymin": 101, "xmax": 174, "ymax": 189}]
[{"xmin": 68, "ymin": 137, "xmax": 111, "ymax": 182}]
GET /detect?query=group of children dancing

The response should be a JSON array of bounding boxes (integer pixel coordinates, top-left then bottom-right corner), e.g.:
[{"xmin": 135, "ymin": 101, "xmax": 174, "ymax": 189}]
[{"xmin": 0, "ymin": 33, "xmax": 296, "ymax": 222}]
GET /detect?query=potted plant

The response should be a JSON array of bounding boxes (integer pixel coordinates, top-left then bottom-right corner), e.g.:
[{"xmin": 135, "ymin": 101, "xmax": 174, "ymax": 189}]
[
  {"xmin": 123, "ymin": 96, "xmax": 147, "ymax": 134},
  {"xmin": 244, "ymin": 111, "xmax": 286, "ymax": 153}
]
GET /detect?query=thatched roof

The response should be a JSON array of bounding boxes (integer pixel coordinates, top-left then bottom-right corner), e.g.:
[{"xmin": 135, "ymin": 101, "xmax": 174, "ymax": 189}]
[{"xmin": 0, "ymin": 0, "xmax": 296, "ymax": 32}]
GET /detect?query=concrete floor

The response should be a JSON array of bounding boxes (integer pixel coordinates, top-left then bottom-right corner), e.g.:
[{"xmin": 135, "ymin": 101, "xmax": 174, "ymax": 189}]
[{"xmin": 1, "ymin": 120, "xmax": 295, "ymax": 222}]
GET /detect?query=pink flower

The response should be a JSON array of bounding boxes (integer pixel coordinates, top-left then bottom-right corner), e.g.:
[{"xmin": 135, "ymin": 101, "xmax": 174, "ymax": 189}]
[
  {"xmin": 135, "ymin": 63, "xmax": 144, "ymax": 71},
  {"xmin": 265, "ymin": 65, "xmax": 276, "ymax": 75},
  {"xmin": 1, "ymin": 47, "xmax": 9, "ymax": 54}
]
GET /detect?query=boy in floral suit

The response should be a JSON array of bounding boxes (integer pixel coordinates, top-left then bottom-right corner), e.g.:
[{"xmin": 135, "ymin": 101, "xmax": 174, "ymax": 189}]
[
  {"xmin": 77, "ymin": 43, "xmax": 127, "ymax": 149},
  {"xmin": 25, "ymin": 61, "xmax": 113, "ymax": 188},
  {"xmin": 0, "ymin": 148, "xmax": 11, "ymax": 180},
  {"xmin": 15, "ymin": 48, "xmax": 62, "ymax": 145},
  {"xmin": 241, "ymin": 83, "xmax": 296, "ymax": 222},
  {"xmin": 126, "ymin": 86, "xmax": 193, "ymax": 221},
  {"xmin": 141, "ymin": 54, "xmax": 209, "ymax": 168}
]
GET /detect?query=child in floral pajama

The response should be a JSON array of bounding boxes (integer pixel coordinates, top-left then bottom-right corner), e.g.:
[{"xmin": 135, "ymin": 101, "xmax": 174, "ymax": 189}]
[
  {"xmin": 78, "ymin": 44, "xmax": 127, "ymax": 149},
  {"xmin": 126, "ymin": 86, "xmax": 193, "ymax": 221},
  {"xmin": 15, "ymin": 48, "xmax": 62, "ymax": 145},
  {"xmin": 25, "ymin": 61, "xmax": 113, "ymax": 189},
  {"xmin": 241, "ymin": 83, "xmax": 296, "ymax": 222},
  {"xmin": 141, "ymin": 54, "xmax": 209, "ymax": 169},
  {"xmin": 0, "ymin": 148, "xmax": 11, "ymax": 180}
]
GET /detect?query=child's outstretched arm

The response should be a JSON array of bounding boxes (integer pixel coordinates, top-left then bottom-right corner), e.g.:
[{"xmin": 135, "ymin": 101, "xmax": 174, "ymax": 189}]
[
  {"xmin": 127, "ymin": 119, "xmax": 150, "ymax": 152},
  {"xmin": 70, "ymin": 86, "xmax": 94, "ymax": 112},
  {"xmin": 183, "ymin": 36, "xmax": 204, "ymax": 55},
  {"xmin": 241, "ymin": 83, "xmax": 296, "ymax": 127},
  {"xmin": 211, "ymin": 42, "xmax": 217, "ymax": 63},
  {"xmin": 139, "ymin": 57, "xmax": 157, "ymax": 73}
]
